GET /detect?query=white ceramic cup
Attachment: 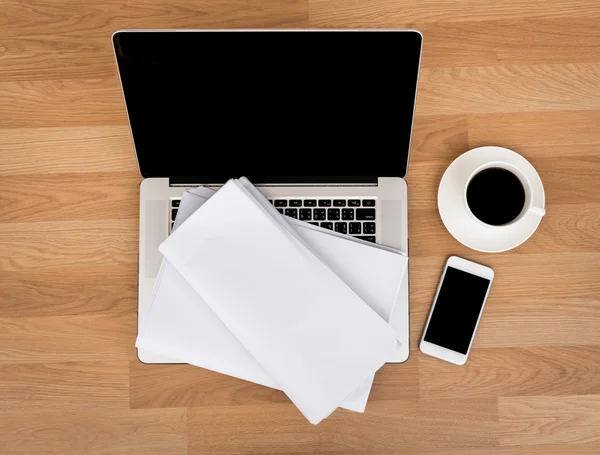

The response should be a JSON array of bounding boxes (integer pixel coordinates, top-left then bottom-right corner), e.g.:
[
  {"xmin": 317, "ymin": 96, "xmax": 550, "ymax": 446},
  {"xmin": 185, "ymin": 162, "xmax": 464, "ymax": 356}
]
[{"xmin": 464, "ymin": 160, "xmax": 546, "ymax": 227}]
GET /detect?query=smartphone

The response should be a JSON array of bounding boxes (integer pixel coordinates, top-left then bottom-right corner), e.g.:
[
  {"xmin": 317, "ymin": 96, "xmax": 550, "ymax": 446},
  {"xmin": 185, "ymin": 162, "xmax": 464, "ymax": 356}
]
[{"xmin": 420, "ymin": 256, "xmax": 494, "ymax": 365}]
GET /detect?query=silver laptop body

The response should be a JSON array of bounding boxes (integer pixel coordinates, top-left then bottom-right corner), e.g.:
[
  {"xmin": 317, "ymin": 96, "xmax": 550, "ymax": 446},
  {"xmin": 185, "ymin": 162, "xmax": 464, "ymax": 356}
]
[{"xmin": 113, "ymin": 29, "xmax": 423, "ymax": 364}]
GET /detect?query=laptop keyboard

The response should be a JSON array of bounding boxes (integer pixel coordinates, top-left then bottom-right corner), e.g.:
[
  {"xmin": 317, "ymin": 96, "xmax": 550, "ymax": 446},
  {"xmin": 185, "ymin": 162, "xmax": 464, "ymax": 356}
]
[
  {"xmin": 272, "ymin": 198, "xmax": 376, "ymax": 242},
  {"xmin": 169, "ymin": 198, "xmax": 377, "ymax": 243}
]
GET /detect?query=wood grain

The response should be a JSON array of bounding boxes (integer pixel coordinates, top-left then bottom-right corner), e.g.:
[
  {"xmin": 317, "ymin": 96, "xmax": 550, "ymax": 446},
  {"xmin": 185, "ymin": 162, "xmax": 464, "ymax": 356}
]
[
  {"xmin": 0, "ymin": 315, "xmax": 136, "ymax": 362},
  {"xmin": 522, "ymin": 443, "xmax": 600, "ymax": 454},
  {"xmin": 0, "ymin": 126, "xmax": 136, "ymax": 175},
  {"xmin": 0, "ymin": 173, "xmax": 140, "ymax": 222},
  {"xmin": 499, "ymin": 395, "xmax": 600, "ymax": 446},
  {"xmin": 129, "ymin": 362, "xmax": 290, "ymax": 409},
  {"xmin": 415, "ymin": 19, "xmax": 600, "ymax": 68},
  {"xmin": 0, "ymin": 409, "xmax": 187, "ymax": 455},
  {"xmin": 130, "ymin": 355, "xmax": 421, "ymax": 410},
  {"xmin": 1, "ymin": 0, "xmax": 599, "ymax": 452},
  {"xmin": 0, "ymin": 219, "xmax": 138, "ymax": 271},
  {"xmin": 0, "ymin": 79, "xmax": 127, "ymax": 128},
  {"xmin": 419, "ymin": 346, "xmax": 600, "ymax": 399},
  {"xmin": 309, "ymin": 0, "xmax": 600, "ymax": 26},
  {"xmin": 0, "ymin": 266, "xmax": 137, "ymax": 318},
  {"xmin": 0, "ymin": 362, "xmax": 129, "ymax": 410},
  {"xmin": 417, "ymin": 63, "xmax": 600, "ymax": 116},
  {"xmin": 188, "ymin": 399, "xmax": 498, "ymax": 453}
]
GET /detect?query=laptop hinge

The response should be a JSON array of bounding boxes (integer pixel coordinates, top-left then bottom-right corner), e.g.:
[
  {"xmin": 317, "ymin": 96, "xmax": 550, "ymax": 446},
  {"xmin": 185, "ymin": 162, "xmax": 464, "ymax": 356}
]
[
  {"xmin": 170, "ymin": 182, "xmax": 378, "ymax": 188},
  {"xmin": 169, "ymin": 176, "xmax": 379, "ymax": 186}
]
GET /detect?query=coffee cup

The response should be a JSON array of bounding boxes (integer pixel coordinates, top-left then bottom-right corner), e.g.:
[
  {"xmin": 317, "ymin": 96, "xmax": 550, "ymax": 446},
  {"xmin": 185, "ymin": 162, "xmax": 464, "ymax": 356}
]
[{"xmin": 464, "ymin": 161, "xmax": 545, "ymax": 227}]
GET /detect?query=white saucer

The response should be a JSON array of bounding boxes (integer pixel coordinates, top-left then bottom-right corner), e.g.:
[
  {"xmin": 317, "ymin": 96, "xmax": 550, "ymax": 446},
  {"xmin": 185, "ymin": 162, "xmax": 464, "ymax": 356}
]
[{"xmin": 438, "ymin": 146, "xmax": 545, "ymax": 253}]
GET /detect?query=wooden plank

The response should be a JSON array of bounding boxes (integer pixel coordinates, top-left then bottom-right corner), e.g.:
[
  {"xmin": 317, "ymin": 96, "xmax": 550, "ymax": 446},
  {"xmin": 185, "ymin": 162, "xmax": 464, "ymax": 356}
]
[
  {"xmin": 0, "ymin": 219, "xmax": 138, "ymax": 271},
  {"xmin": 0, "ymin": 408, "xmax": 187, "ymax": 455},
  {"xmin": 467, "ymin": 110, "xmax": 600, "ymax": 149},
  {"xmin": 309, "ymin": 0, "xmax": 600, "ymax": 26},
  {"xmin": 416, "ymin": 19, "xmax": 600, "ymax": 68},
  {"xmin": 0, "ymin": 315, "xmax": 136, "ymax": 362},
  {"xmin": 272, "ymin": 449, "xmax": 520, "ymax": 455},
  {"xmin": 499, "ymin": 395, "xmax": 600, "ymax": 446},
  {"xmin": 419, "ymin": 346, "xmax": 600, "ymax": 399},
  {"xmin": 0, "ymin": 173, "xmax": 140, "ymax": 223},
  {"xmin": 2, "ymin": 0, "xmax": 308, "ymax": 39},
  {"xmin": 0, "ymin": 79, "xmax": 129, "ymax": 128},
  {"xmin": 417, "ymin": 63, "xmax": 600, "ymax": 116},
  {"xmin": 0, "ymin": 126, "xmax": 137, "ymax": 176},
  {"xmin": 0, "ymin": 265, "xmax": 137, "ymax": 318},
  {"xmin": 414, "ymin": 449, "xmax": 519, "ymax": 455},
  {"xmin": 0, "ymin": 36, "xmax": 117, "ymax": 82},
  {"xmin": 188, "ymin": 399, "xmax": 498, "ymax": 453},
  {"xmin": 522, "ymin": 443, "xmax": 600, "ymax": 454},
  {"xmin": 130, "ymin": 362, "xmax": 289, "ymax": 409},
  {"xmin": 0, "ymin": 362, "xmax": 129, "ymax": 410}
]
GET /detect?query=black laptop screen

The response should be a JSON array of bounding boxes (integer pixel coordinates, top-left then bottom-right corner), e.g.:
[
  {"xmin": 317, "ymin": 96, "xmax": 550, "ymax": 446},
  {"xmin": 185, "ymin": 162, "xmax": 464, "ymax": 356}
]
[{"xmin": 113, "ymin": 31, "xmax": 422, "ymax": 183}]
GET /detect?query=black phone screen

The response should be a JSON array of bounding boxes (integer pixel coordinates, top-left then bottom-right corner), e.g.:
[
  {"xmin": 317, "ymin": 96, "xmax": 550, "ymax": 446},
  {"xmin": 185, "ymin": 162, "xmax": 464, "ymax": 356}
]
[{"xmin": 423, "ymin": 267, "xmax": 491, "ymax": 354}]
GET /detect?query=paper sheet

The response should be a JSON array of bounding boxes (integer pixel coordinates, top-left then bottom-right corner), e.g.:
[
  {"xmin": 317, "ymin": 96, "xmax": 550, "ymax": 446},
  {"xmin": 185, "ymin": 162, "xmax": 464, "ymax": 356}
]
[{"xmin": 138, "ymin": 180, "xmax": 407, "ymax": 423}]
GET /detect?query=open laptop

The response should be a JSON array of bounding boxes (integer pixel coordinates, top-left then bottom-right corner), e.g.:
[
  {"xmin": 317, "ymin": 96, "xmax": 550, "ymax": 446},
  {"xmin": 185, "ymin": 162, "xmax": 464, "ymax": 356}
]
[{"xmin": 113, "ymin": 29, "xmax": 422, "ymax": 364}]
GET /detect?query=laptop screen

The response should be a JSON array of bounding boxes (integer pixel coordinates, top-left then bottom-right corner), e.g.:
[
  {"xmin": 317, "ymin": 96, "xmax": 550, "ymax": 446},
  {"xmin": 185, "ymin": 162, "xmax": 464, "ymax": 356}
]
[{"xmin": 113, "ymin": 30, "xmax": 422, "ymax": 183}]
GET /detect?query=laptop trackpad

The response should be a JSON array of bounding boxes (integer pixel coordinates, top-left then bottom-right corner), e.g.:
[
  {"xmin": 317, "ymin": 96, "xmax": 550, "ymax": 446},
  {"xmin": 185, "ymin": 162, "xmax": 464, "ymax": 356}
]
[{"xmin": 144, "ymin": 200, "xmax": 167, "ymax": 278}]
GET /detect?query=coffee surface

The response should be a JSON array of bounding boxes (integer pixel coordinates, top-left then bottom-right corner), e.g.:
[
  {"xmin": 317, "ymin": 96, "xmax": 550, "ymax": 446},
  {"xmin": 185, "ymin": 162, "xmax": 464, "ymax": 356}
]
[{"xmin": 466, "ymin": 167, "xmax": 526, "ymax": 226}]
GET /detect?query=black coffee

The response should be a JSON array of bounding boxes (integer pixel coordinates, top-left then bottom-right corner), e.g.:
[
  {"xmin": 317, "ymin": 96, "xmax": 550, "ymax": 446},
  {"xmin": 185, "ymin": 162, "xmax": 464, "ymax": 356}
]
[{"xmin": 466, "ymin": 167, "xmax": 526, "ymax": 226}]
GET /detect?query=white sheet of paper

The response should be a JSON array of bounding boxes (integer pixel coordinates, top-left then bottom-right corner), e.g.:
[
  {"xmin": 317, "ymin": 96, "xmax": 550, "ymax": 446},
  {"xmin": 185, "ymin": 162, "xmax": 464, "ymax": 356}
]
[
  {"xmin": 137, "ymin": 183, "xmax": 407, "ymax": 419},
  {"xmin": 156, "ymin": 179, "xmax": 399, "ymax": 424}
]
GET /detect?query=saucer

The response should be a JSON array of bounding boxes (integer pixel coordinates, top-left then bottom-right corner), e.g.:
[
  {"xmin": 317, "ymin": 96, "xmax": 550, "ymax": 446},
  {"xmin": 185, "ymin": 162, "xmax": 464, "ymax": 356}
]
[{"xmin": 438, "ymin": 146, "xmax": 545, "ymax": 253}]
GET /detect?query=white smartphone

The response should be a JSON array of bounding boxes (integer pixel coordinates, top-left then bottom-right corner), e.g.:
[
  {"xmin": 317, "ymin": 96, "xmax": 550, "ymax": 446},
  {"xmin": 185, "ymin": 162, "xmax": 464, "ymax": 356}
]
[{"xmin": 420, "ymin": 256, "xmax": 494, "ymax": 365}]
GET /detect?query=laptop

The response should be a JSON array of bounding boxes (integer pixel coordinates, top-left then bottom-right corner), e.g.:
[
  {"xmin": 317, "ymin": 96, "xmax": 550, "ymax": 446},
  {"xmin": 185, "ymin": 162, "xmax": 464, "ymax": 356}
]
[{"xmin": 113, "ymin": 29, "xmax": 423, "ymax": 364}]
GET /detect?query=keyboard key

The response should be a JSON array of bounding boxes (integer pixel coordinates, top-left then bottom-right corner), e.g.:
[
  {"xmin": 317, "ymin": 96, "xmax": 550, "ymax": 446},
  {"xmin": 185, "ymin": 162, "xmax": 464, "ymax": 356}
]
[
  {"xmin": 334, "ymin": 222, "xmax": 347, "ymax": 234},
  {"xmin": 327, "ymin": 208, "xmax": 340, "ymax": 220},
  {"xmin": 299, "ymin": 209, "xmax": 312, "ymax": 221},
  {"xmin": 348, "ymin": 200, "xmax": 361, "ymax": 207},
  {"xmin": 171, "ymin": 200, "xmax": 180, "ymax": 207},
  {"xmin": 333, "ymin": 200, "xmax": 346, "ymax": 207},
  {"xmin": 171, "ymin": 222, "xmax": 174, "ymax": 230},
  {"xmin": 349, "ymin": 222, "xmax": 361, "ymax": 234},
  {"xmin": 304, "ymin": 200, "xmax": 317, "ymax": 207},
  {"xmin": 269, "ymin": 199, "xmax": 274, "ymax": 205},
  {"xmin": 363, "ymin": 222, "xmax": 376, "ymax": 234},
  {"xmin": 321, "ymin": 222, "xmax": 333, "ymax": 230},
  {"xmin": 356, "ymin": 208, "xmax": 376, "ymax": 220},
  {"xmin": 274, "ymin": 200, "xmax": 287, "ymax": 207},
  {"xmin": 171, "ymin": 208, "xmax": 178, "ymax": 221},
  {"xmin": 277, "ymin": 208, "xmax": 284, "ymax": 214},
  {"xmin": 285, "ymin": 208, "xmax": 298, "ymax": 218},
  {"xmin": 342, "ymin": 208, "xmax": 354, "ymax": 220},
  {"xmin": 289, "ymin": 200, "xmax": 302, "ymax": 207},
  {"xmin": 318, "ymin": 200, "xmax": 332, "ymax": 207},
  {"xmin": 313, "ymin": 208, "xmax": 326, "ymax": 220},
  {"xmin": 308, "ymin": 222, "xmax": 319, "ymax": 226},
  {"xmin": 362, "ymin": 199, "xmax": 376, "ymax": 207},
  {"xmin": 357, "ymin": 235, "xmax": 376, "ymax": 243}
]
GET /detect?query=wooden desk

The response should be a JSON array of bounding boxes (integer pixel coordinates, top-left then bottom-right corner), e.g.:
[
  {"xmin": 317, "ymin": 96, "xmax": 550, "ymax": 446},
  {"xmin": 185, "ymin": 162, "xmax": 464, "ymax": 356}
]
[{"xmin": 1, "ymin": 1, "xmax": 599, "ymax": 453}]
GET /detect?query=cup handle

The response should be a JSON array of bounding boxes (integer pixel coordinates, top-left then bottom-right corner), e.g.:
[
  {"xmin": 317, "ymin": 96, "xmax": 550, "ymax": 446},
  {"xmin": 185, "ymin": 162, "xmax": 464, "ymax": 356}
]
[{"xmin": 529, "ymin": 206, "xmax": 546, "ymax": 217}]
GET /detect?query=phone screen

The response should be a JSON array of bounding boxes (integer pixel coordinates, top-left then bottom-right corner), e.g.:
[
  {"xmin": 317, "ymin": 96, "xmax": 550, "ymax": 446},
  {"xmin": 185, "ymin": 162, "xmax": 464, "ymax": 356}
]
[{"xmin": 424, "ymin": 267, "xmax": 491, "ymax": 354}]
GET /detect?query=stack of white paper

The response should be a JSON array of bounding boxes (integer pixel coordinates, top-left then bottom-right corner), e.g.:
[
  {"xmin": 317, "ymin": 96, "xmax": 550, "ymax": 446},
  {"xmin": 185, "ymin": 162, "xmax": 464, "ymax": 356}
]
[{"xmin": 137, "ymin": 178, "xmax": 408, "ymax": 424}]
